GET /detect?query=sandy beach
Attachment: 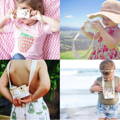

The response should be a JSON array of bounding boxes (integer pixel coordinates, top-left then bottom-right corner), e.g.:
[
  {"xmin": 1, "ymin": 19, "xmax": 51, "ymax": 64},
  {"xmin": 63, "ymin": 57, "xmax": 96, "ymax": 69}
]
[{"xmin": 60, "ymin": 105, "xmax": 120, "ymax": 120}]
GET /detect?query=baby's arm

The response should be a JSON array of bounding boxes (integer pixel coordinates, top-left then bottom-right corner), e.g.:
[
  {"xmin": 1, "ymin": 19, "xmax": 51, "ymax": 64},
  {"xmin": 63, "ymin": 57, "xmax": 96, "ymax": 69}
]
[
  {"xmin": 0, "ymin": 17, "xmax": 10, "ymax": 30},
  {"xmin": 100, "ymin": 28, "xmax": 120, "ymax": 48},
  {"xmin": 34, "ymin": 11, "xmax": 60, "ymax": 32},
  {"xmin": 41, "ymin": 15, "xmax": 60, "ymax": 32},
  {"xmin": 92, "ymin": 21, "xmax": 120, "ymax": 48},
  {"xmin": 0, "ymin": 10, "xmax": 15, "ymax": 30},
  {"xmin": 81, "ymin": 26, "xmax": 94, "ymax": 40},
  {"xmin": 0, "ymin": 67, "xmax": 23, "ymax": 107},
  {"xmin": 90, "ymin": 80, "xmax": 102, "ymax": 93},
  {"xmin": 115, "ymin": 85, "xmax": 120, "ymax": 92},
  {"xmin": 31, "ymin": 60, "xmax": 50, "ymax": 101},
  {"xmin": 43, "ymin": 16, "xmax": 59, "ymax": 32},
  {"xmin": 20, "ymin": 60, "xmax": 50, "ymax": 103},
  {"xmin": 115, "ymin": 77, "xmax": 120, "ymax": 92},
  {"xmin": 81, "ymin": 27, "xmax": 100, "ymax": 40},
  {"xmin": 0, "ymin": 69, "xmax": 13, "ymax": 103}
]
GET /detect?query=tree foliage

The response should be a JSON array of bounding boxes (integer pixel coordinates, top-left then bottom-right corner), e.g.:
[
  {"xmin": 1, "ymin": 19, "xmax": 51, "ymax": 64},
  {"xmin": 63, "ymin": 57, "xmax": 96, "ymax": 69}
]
[{"xmin": 45, "ymin": 60, "xmax": 60, "ymax": 101}]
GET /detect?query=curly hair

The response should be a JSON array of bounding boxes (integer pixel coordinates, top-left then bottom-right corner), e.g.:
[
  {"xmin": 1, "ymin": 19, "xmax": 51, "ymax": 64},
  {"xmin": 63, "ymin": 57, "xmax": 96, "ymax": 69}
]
[{"xmin": 16, "ymin": 0, "xmax": 44, "ymax": 14}]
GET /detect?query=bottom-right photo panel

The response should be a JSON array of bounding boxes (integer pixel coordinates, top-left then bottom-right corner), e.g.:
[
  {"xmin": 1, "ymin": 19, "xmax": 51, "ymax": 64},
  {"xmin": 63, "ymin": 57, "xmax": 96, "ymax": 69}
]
[{"xmin": 60, "ymin": 60, "xmax": 120, "ymax": 120}]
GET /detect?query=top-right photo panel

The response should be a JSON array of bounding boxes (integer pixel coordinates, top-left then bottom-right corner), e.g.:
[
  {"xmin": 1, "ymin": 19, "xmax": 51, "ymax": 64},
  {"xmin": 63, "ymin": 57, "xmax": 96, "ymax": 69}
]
[{"xmin": 61, "ymin": 0, "xmax": 120, "ymax": 59}]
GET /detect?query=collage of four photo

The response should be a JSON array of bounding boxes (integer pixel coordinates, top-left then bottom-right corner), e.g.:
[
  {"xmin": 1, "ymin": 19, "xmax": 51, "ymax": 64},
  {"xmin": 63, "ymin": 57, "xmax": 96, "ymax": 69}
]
[{"xmin": 0, "ymin": 0, "xmax": 120, "ymax": 120}]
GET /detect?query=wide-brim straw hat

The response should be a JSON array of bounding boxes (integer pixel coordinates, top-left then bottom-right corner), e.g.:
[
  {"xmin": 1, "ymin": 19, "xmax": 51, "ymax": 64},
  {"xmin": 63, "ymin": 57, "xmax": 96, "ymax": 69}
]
[{"xmin": 88, "ymin": 0, "xmax": 120, "ymax": 24}]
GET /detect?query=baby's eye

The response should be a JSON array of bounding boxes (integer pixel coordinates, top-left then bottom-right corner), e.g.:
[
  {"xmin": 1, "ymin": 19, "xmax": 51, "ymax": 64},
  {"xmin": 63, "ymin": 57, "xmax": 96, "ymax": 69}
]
[{"xmin": 22, "ymin": 7, "xmax": 28, "ymax": 9}]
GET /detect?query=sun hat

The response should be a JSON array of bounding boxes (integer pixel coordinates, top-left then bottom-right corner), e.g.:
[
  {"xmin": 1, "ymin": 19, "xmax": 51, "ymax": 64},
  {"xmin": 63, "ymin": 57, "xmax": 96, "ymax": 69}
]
[{"xmin": 88, "ymin": 0, "xmax": 120, "ymax": 24}]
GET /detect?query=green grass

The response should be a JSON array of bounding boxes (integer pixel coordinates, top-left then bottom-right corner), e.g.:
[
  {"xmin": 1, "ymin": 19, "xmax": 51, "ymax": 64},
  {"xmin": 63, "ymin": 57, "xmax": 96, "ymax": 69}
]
[
  {"xmin": 61, "ymin": 46, "xmax": 120, "ymax": 59},
  {"xmin": 61, "ymin": 49, "xmax": 93, "ymax": 59},
  {"xmin": 60, "ymin": 51, "xmax": 75, "ymax": 59}
]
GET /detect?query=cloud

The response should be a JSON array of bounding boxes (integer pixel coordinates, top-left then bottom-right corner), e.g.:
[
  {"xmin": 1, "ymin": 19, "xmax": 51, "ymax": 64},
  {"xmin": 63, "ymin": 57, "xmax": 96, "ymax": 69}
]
[{"xmin": 64, "ymin": 15, "xmax": 73, "ymax": 18}]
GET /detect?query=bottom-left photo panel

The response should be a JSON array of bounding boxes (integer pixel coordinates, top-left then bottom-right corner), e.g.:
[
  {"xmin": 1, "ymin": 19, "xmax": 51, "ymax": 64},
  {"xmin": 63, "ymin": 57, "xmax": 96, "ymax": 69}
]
[{"xmin": 0, "ymin": 60, "xmax": 60, "ymax": 120}]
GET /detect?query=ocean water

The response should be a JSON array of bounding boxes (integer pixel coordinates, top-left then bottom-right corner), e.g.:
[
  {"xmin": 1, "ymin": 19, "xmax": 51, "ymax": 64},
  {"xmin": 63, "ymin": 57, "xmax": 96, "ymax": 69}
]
[{"xmin": 60, "ymin": 68, "xmax": 120, "ymax": 109}]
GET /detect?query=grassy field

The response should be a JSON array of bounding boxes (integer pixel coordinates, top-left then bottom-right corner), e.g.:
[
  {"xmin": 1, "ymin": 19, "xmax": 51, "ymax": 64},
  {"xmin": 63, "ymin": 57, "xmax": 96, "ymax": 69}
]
[
  {"xmin": 61, "ymin": 47, "xmax": 120, "ymax": 59},
  {"xmin": 61, "ymin": 49, "xmax": 92, "ymax": 59},
  {"xmin": 60, "ymin": 51, "xmax": 75, "ymax": 59},
  {"xmin": 61, "ymin": 29, "xmax": 94, "ymax": 59},
  {"xmin": 61, "ymin": 29, "xmax": 120, "ymax": 59}
]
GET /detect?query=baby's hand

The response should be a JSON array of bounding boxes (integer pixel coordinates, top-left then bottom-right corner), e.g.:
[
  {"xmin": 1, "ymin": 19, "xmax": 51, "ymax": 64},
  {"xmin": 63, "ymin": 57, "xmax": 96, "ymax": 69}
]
[
  {"xmin": 115, "ymin": 86, "xmax": 120, "ymax": 92},
  {"xmin": 92, "ymin": 20, "xmax": 103, "ymax": 30},
  {"xmin": 31, "ymin": 10, "xmax": 43, "ymax": 22},
  {"xmin": 91, "ymin": 85, "xmax": 103, "ymax": 92},
  {"xmin": 11, "ymin": 10, "xmax": 17, "ymax": 19},
  {"xmin": 6, "ymin": 10, "xmax": 17, "ymax": 20},
  {"xmin": 20, "ymin": 95, "xmax": 32, "ymax": 104},
  {"xmin": 30, "ymin": 10, "xmax": 37, "ymax": 17},
  {"xmin": 12, "ymin": 98, "xmax": 22, "ymax": 107}
]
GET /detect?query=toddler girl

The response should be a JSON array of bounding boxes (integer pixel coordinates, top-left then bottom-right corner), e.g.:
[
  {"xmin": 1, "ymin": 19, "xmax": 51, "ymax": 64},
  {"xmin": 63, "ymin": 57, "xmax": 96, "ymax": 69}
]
[
  {"xmin": 0, "ymin": 0, "xmax": 60, "ymax": 59},
  {"xmin": 82, "ymin": 0, "xmax": 120, "ymax": 59}
]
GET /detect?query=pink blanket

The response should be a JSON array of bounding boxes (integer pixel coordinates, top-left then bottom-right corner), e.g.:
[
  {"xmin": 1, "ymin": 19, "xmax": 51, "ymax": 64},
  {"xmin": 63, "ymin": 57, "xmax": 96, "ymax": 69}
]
[{"xmin": 0, "ymin": 0, "xmax": 60, "ymax": 59}]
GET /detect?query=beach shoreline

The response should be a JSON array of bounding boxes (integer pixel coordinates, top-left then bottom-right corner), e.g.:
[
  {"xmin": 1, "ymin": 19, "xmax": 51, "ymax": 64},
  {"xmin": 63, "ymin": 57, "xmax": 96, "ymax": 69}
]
[{"xmin": 60, "ymin": 105, "xmax": 120, "ymax": 120}]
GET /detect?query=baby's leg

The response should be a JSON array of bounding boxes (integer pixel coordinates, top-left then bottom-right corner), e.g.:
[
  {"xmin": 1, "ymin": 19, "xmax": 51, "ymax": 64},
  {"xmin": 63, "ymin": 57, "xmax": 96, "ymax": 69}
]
[{"xmin": 97, "ymin": 103, "xmax": 106, "ymax": 120}]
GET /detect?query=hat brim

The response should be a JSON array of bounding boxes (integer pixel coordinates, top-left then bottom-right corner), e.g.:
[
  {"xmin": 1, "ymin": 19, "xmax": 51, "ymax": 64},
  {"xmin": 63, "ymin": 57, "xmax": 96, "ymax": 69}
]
[{"xmin": 88, "ymin": 11, "xmax": 120, "ymax": 24}]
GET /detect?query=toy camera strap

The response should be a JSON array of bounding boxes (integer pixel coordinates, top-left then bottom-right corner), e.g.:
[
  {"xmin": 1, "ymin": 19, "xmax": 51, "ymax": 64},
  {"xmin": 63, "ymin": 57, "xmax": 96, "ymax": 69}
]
[
  {"xmin": 28, "ymin": 60, "xmax": 37, "ymax": 86},
  {"xmin": 72, "ymin": 31, "xmax": 95, "ymax": 59},
  {"xmin": 7, "ymin": 60, "xmax": 37, "ymax": 88}
]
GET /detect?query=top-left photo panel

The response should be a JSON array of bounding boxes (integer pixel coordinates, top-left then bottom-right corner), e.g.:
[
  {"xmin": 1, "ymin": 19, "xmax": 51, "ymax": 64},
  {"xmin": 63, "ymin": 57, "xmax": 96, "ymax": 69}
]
[{"xmin": 0, "ymin": 0, "xmax": 60, "ymax": 60}]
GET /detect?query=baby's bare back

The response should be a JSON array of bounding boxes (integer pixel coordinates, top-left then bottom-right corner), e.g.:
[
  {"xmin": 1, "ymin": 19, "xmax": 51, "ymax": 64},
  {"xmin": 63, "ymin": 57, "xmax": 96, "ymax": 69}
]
[{"xmin": 9, "ymin": 60, "xmax": 39, "ymax": 94}]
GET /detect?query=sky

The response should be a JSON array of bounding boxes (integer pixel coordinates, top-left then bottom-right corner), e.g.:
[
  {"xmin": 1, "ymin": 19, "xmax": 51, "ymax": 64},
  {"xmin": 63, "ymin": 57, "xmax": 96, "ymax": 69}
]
[
  {"xmin": 61, "ymin": 0, "xmax": 118, "ymax": 28},
  {"xmin": 61, "ymin": 60, "xmax": 120, "ymax": 69},
  {"xmin": 60, "ymin": 60, "xmax": 120, "ymax": 90}
]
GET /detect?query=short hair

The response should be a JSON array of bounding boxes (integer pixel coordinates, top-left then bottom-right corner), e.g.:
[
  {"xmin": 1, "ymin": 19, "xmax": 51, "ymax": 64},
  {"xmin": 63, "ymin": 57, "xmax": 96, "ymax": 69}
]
[{"xmin": 99, "ymin": 59, "xmax": 115, "ymax": 71}]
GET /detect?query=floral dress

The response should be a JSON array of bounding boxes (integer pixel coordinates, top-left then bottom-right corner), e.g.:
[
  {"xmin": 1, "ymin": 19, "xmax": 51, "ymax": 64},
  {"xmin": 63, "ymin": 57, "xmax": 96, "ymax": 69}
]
[{"xmin": 89, "ymin": 26, "xmax": 120, "ymax": 59}]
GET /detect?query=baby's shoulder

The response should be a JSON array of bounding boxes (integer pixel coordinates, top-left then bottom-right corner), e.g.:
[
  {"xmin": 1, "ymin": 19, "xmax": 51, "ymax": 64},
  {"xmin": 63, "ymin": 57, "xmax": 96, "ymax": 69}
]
[
  {"xmin": 96, "ymin": 77, "xmax": 102, "ymax": 83},
  {"xmin": 114, "ymin": 76, "xmax": 120, "ymax": 80}
]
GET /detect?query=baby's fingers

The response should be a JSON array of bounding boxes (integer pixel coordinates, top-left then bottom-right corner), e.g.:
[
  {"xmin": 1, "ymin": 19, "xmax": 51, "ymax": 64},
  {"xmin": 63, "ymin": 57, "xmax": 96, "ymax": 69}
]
[{"xmin": 31, "ymin": 10, "xmax": 37, "ymax": 16}]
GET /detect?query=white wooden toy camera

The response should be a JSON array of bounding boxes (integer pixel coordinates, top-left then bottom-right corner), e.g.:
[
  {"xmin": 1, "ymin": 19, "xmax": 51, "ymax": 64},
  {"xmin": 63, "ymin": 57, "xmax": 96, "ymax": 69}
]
[
  {"xmin": 17, "ymin": 9, "xmax": 30, "ymax": 19},
  {"xmin": 10, "ymin": 85, "xmax": 30, "ymax": 99},
  {"xmin": 103, "ymin": 88, "xmax": 115, "ymax": 99}
]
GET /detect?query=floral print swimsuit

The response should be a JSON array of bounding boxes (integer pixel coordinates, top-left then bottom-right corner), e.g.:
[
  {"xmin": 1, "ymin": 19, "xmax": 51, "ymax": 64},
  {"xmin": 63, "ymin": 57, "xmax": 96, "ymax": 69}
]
[{"xmin": 89, "ymin": 26, "xmax": 120, "ymax": 59}]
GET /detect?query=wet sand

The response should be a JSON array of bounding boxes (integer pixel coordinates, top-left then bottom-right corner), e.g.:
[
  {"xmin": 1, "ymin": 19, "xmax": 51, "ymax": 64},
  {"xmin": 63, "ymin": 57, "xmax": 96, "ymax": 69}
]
[{"xmin": 60, "ymin": 105, "xmax": 120, "ymax": 120}]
